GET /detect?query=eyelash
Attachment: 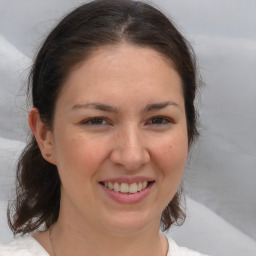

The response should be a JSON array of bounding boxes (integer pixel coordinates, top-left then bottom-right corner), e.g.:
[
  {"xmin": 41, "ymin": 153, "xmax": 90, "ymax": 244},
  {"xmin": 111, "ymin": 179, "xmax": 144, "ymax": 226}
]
[
  {"xmin": 81, "ymin": 117, "xmax": 110, "ymax": 126},
  {"xmin": 81, "ymin": 116, "xmax": 173, "ymax": 127},
  {"xmin": 145, "ymin": 117, "xmax": 173, "ymax": 126}
]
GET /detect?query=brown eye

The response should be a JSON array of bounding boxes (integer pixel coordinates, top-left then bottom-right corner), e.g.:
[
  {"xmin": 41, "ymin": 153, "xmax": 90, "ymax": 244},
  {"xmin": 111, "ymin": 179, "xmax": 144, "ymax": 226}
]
[
  {"xmin": 146, "ymin": 117, "xmax": 172, "ymax": 126},
  {"xmin": 82, "ymin": 117, "xmax": 108, "ymax": 126}
]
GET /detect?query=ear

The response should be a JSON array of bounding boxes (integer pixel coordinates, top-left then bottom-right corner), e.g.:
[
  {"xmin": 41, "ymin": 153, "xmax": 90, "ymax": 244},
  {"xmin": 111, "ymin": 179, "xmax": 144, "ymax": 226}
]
[{"xmin": 28, "ymin": 108, "xmax": 56, "ymax": 165}]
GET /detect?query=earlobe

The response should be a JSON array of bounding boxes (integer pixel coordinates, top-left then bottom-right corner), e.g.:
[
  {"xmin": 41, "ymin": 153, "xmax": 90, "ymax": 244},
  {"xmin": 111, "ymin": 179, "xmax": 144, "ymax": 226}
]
[{"xmin": 28, "ymin": 108, "xmax": 56, "ymax": 165}]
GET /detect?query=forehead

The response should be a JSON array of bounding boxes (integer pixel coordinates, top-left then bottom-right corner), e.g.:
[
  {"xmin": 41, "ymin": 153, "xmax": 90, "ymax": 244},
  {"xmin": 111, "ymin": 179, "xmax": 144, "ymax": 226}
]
[{"xmin": 57, "ymin": 44, "xmax": 184, "ymax": 109}]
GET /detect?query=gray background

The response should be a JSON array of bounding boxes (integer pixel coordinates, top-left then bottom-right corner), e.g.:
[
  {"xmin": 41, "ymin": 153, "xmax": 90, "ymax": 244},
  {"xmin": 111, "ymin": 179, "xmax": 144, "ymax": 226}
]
[{"xmin": 0, "ymin": 0, "xmax": 255, "ymax": 255}]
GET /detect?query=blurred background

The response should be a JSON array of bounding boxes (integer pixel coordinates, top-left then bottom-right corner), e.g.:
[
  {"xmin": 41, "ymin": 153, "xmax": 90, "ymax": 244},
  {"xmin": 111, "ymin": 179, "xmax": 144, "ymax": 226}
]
[{"xmin": 0, "ymin": 1, "xmax": 255, "ymax": 255}]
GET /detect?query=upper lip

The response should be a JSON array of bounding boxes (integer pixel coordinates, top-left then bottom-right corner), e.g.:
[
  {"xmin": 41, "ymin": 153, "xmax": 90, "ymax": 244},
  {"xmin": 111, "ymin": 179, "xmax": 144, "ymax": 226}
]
[{"xmin": 99, "ymin": 176, "xmax": 155, "ymax": 184}]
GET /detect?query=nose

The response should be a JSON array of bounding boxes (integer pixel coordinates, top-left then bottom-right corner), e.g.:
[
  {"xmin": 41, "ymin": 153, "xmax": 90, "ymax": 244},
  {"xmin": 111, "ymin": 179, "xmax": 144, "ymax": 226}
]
[{"xmin": 109, "ymin": 125, "xmax": 150, "ymax": 171}]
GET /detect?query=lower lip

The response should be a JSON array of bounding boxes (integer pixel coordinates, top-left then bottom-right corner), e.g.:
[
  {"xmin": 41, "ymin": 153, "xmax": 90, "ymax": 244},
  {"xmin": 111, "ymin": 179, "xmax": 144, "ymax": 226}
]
[{"xmin": 99, "ymin": 183, "xmax": 154, "ymax": 204}]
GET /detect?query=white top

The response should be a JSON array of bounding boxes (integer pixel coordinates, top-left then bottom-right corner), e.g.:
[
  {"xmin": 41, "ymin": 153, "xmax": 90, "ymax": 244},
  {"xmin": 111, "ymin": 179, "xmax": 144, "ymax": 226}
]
[{"xmin": 0, "ymin": 235, "xmax": 209, "ymax": 256}]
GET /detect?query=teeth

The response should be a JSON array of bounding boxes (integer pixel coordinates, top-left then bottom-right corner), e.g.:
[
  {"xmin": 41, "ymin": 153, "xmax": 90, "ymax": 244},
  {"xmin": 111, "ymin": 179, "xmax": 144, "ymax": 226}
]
[
  {"xmin": 103, "ymin": 181, "xmax": 149, "ymax": 193},
  {"xmin": 129, "ymin": 183, "xmax": 138, "ymax": 193},
  {"xmin": 137, "ymin": 182, "xmax": 142, "ymax": 191},
  {"xmin": 120, "ymin": 183, "xmax": 129, "ymax": 193},
  {"xmin": 142, "ymin": 181, "xmax": 147, "ymax": 189},
  {"xmin": 114, "ymin": 182, "xmax": 120, "ymax": 192},
  {"xmin": 108, "ymin": 182, "xmax": 114, "ymax": 190}
]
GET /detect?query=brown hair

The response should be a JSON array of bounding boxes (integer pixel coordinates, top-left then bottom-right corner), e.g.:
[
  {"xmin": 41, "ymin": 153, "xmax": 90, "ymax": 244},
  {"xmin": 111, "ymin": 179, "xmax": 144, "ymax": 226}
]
[{"xmin": 8, "ymin": 0, "xmax": 199, "ymax": 234}]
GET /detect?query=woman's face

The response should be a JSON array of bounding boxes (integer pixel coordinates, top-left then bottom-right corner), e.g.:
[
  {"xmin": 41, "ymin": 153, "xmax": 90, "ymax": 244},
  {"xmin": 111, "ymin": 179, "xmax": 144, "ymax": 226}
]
[{"xmin": 50, "ymin": 44, "xmax": 188, "ymax": 234}]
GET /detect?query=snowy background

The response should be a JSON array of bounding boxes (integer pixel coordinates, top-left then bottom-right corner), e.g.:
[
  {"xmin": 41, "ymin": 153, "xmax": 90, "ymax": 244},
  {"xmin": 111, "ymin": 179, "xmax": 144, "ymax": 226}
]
[{"xmin": 0, "ymin": 0, "xmax": 255, "ymax": 255}]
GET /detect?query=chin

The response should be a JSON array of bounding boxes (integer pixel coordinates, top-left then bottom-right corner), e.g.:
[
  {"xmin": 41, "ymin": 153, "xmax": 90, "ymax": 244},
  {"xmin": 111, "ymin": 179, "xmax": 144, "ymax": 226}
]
[{"xmin": 99, "ymin": 210, "xmax": 160, "ymax": 236}]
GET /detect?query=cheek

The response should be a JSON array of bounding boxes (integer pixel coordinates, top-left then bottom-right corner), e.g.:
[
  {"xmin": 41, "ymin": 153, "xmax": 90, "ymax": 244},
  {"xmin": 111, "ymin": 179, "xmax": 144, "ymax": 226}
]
[
  {"xmin": 53, "ymin": 133, "xmax": 106, "ymax": 179},
  {"xmin": 153, "ymin": 133, "xmax": 188, "ymax": 176}
]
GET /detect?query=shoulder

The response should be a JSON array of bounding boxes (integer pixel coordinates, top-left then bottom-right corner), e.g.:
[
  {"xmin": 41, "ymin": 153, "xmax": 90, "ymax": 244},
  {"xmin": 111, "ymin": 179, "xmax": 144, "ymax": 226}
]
[
  {"xmin": 166, "ymin": 236, "xmax": 209, "ymax": 256},
  {"xmin": 0, "ymin": 235, "xmax": 49, "ymax": 256}
]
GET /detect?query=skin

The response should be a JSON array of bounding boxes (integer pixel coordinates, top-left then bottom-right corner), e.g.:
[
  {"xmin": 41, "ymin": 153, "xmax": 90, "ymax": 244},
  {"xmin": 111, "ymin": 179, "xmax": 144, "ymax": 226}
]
[{"xmin": 29, "ymin": 44, "xmax": 188, "ymax": 256}]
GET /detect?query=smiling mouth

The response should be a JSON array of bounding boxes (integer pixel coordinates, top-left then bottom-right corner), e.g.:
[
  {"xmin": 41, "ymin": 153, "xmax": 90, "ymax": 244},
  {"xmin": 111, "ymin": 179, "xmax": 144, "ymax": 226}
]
[{"xmin": 99, "ymin": 181, "xmax": 154, "ymax": 194}]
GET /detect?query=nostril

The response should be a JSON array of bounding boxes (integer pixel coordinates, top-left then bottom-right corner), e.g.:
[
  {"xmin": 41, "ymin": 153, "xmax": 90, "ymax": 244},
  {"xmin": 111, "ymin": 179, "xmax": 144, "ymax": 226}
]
[{"xmin": 109, "ymin": 141, "xmax": 150, "ymax": 170}]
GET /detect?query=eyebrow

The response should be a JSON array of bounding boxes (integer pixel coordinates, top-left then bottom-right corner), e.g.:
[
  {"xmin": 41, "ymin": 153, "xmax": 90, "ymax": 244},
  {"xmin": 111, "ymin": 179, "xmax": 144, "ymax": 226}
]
[
  {"xmin": 71, "ymin": 101, "xmax": 179, "ymax": 113},
  {"xmin": 143, "ymin": 101, "xmax": 180, "ymax": 112},
  {"xmin": 71, "ymin": 103, "xmax": 119, "ymax": 113}
]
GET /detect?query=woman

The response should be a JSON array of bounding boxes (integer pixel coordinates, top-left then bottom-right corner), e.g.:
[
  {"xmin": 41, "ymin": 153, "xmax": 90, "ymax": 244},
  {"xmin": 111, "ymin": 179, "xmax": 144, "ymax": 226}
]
[{"xmin": 0, "ymin": 0, "xmax": 208, "ymax": 255}]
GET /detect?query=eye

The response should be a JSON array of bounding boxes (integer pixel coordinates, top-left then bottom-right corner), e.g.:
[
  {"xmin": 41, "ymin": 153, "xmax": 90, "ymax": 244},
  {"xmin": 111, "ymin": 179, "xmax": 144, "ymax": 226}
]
[
  {"xmin": 145, "ymin": 116, "xmax": 172, "ymax": 126},
  {"xmin": 81, "ymin": 117, "xmax": 109, "ymax": 126}
]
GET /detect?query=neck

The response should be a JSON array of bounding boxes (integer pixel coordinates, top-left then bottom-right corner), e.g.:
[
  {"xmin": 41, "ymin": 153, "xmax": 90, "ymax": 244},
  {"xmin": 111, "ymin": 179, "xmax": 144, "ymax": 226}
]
[
  {"xmin": 50, "ymin": 217, "xmax": 167, "ymax": 256},
  {"xmin": 48, "ymin": 190, "xmax": 169, "ymax": 256}
]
